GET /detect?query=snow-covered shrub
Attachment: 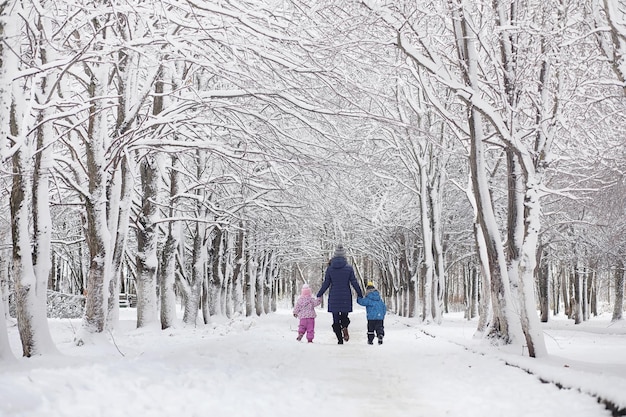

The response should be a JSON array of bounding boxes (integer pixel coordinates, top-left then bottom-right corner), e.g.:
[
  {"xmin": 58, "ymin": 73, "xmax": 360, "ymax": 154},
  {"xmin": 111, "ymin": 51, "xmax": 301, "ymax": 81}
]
[{"xmin": 46, "ymin": 291, "xmax": 85, "ymax": 319}]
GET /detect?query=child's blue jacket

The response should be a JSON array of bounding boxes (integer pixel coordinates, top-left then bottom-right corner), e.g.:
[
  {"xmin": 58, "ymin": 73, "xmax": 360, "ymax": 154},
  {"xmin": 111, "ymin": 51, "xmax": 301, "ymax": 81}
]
[{"xmin": 357, "ymin": 290, "xmax": 386, "ymax": 320}]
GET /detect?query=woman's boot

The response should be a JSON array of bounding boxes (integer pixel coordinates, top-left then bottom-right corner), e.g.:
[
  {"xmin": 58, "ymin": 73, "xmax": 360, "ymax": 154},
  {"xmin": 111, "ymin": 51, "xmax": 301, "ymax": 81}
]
[
  {"xmin": 340, "ymin": 316, "xmax": 350, "ymax": 341},
  {"xmin": 332, "ymin": 323, "xmax": 343, "ymax": 344}
]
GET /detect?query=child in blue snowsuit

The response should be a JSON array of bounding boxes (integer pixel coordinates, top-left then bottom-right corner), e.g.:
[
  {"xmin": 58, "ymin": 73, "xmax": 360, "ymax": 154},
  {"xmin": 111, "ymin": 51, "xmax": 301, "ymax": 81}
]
[{"xmin": 357, "ymin": 282, "xmax": 386, "ymax": 345}]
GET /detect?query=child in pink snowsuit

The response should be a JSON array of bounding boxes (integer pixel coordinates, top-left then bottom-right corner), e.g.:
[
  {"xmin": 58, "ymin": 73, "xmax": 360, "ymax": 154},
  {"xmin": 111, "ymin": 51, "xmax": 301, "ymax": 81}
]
[{"xmin": 293, "ymin": 284, "xmax": 322, "ymax": 343}]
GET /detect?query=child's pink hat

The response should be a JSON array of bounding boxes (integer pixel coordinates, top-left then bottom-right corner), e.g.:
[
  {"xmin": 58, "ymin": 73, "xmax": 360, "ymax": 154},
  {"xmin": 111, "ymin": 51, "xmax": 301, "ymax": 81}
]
[{"xmin": 301, "ymin": 284, "xmax": 312, "ymax": 297}]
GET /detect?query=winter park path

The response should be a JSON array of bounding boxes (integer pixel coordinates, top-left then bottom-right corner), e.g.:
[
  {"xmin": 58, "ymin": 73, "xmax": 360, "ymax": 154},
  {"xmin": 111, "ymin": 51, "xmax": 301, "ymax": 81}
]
[{"xmin": 1, "ymin": 309, "xmax": 623, "ymax": 417}]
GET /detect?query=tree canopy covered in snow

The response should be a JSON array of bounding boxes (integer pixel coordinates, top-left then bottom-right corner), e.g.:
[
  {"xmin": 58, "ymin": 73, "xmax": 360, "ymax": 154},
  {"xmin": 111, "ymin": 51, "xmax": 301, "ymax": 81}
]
[{"xmin": 0, "ymin": 0, "xmax": 625, "ymax": 359}]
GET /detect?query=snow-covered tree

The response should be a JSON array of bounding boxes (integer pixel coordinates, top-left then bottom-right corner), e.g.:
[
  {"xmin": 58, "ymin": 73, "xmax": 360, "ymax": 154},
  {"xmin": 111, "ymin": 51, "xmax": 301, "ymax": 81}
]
[
  {"xmin": 594, "ymin": 0, "xmax": 626, "ymax": 94},
  {"xmin": 360, "ymin": 0, "xmax": 592, "ymax": 356},
  {"xmin": 159, "ymin": 154, "xmax": 180, "ymax": 329},
  {"xmin": 4, "ymin": 0, "xmax": 61, "ymax": 357},
  {"xmin": 3, "ymin": 0, "xmax": 626, "ymax": 359},
  {"xmin": 135, "ymin": 151, "xmax": 161, "ymax": 328},
  {"xmin": 0, "ymin": 0, "xmax": 15, "ymax": 362}
]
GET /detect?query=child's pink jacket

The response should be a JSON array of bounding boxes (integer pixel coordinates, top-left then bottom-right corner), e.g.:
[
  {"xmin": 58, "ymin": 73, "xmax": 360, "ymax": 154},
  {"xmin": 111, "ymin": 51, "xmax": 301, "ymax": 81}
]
[{"xmin": 293, "ymin": 296, "xmax": 322, "ymax": 319}]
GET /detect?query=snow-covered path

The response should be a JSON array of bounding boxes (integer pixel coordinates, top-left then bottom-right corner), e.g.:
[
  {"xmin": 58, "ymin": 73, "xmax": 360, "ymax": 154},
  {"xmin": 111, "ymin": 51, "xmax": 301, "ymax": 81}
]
[{"xmin": 0, "ymin": 309, "xmax": 617, "ymax": 417}]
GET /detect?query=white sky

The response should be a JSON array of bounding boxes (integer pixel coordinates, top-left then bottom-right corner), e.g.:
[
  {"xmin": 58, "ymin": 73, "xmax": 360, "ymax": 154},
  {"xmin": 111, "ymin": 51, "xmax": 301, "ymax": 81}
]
[{"xmin": 1, "ymin": 306, "xmax": 624, "ymax": 417}]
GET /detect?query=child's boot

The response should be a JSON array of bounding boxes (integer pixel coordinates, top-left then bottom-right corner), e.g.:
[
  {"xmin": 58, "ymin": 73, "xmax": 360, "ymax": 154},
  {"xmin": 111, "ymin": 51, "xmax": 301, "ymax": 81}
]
[
  {"xmin": 368, "ymin": 331, "xmax": 375, "ymax": 345},
  {"xmin": 296, "ymin": 333, "xmax": 303, "ymax": 341}
]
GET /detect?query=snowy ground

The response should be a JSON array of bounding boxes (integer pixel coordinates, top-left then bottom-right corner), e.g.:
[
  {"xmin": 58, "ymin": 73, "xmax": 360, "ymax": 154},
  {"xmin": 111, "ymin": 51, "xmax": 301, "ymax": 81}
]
[{"xmin": 1, "ymin": 307, "xmax": 625, "ymax": 417}]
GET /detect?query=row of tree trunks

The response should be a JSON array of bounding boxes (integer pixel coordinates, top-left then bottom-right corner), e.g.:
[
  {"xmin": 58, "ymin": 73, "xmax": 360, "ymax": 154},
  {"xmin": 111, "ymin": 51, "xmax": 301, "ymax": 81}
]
[{"xmin": 364, "ymin": 0, "xmax": 563, "ymax": 357}]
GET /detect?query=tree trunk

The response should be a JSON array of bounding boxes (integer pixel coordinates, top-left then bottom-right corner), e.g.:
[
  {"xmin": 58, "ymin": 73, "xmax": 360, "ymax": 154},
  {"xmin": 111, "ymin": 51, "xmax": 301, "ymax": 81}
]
[
  {"xmin": 106, "ymin": 156, "xmax": 132, "ymax": 330},
  {"xmin": 465, "ymin": 264, "xmax": 478, "ymax": 320},
  {"xmin": 159, "ymin": 155, "xmax": 180, "ymax": 329},
  {"xmin": 159, "ymin": 222, "xmax": 179, "ymax": 328},
  {"xmin": 612, "ymin": 260, "xmax": 624, "ymax": 321},
  {"xmin": 470, "ymin": 266, "xmax": 478, "ymax": 319},
  {"xmin": 290, "ymin": 264, "xmax": 297, "ymax": 309},
  {"xmin": 538, "ymin": 249, "xmax": 549, "ymax": 322},
  {"xmin": 582, "ymin": 266, "xmax": 589, "ymax": 321},
  {"xmin": 463, "ymin": 265, "xmax": 470, "ymax": 320},
  {"xmin": 590, "ymin": 269, "xmax": 598, "ymax": 317},
  {"xmin": 399, "ymin": 237, "xmax": 416, "ymax": 318},
  {"xmin": 209, "ymin": 228, "xmax": 223, "ymax": 316},
  {"xmin": 106, "ymin": 36, "xmax": 134, "ymax": 330},
  {"xmin": 562, "ymin": 268, "xmax": 570, "ymax": 318},
  {"xmin": 0, "ymin": 258, "xmax": 12, "ymax": 360},
  {"xmin": 254, "ymin": 260, "xmax": 262, "ymax": 317},
  {"xmin": 77, "ymin": 66, "xmax": 113, "ymax": 345},
  {"xmin": 266, "ymin": 252, "xmax": 276, "ymax": 313},
  {"xmin": 0, "ymin": 283, "xmax": 12, "ymax": 360},
  {"xmin": 408, "ymin": 273, "xmax": 417, "ymax": 319},
  {"xmin": 232, "ymin": 226, "xmax": 245, "ymax": 316},
  {"xmin": 11, "ymin": 145, "xmax": 41, "ymax": 357},
  {"xmin": 451, "ymin": 4, "xmax": 522, "ymax": 346},
  {"xmin": 474, "ymin": 217, "xmax": 492, "ymax": 334},
  {"xmin": 0, "ymin": 260, "xmax": 8, "ymax": 320},
  {"xmin": 430, "ymin": 180, "xmax": 445, "ymax": 324},
  {"xmin": 136, "ymin": 155, "xmax": 159, "ymax": 328},
  {"xmin": 418, "ymin": 161, "xmax": 435, "ymax": 323},
  {"xmin": 201, "ymin": 275, "xmax": 210, "ymax": 325},
  {"xmin": 222, "ymin": 233, "xmax": 231, "ymax": 317},
  {"xmin": 0, "ymin": 12, "xmax": 10, "ymax": 359},
  {"xmin": 0, "ymin": 10, "xmax": 15, "ymax": 360},
  {"xmin": 552, "ymin": 264, "xmax": 560, "ymax": 316},
  {"xmin": 30, "ymin": 80, "xmax": 58, "ymax": 355},
  {"xmin": 10, "ymin": 75, "xmax": 57, "ymax": 356},
  {"xmin": 469, "ymin": 110, "xmax": 519, "ymax": 344},
  {"xmin": 182, "ymin": 221, "xmax": 204, "ymax": 325},
  {"xmin": 245, "ymin": 253, "xmax": 256, "ymax": 317},
  {"xmin": 573, "ymin": 266, "xmax": 582, "ymax": 324}
]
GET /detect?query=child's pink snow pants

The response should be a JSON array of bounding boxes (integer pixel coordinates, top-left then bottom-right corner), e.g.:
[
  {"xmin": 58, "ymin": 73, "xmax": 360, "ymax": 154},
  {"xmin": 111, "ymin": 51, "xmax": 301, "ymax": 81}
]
[{"xmin": 298, "ymin": 318, "xmax": 315, "ymax": 342}]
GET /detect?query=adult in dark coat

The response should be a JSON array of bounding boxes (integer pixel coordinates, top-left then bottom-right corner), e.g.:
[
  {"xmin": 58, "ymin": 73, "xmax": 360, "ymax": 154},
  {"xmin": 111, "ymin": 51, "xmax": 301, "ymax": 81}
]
[{"xmin": 316, "ymin": 245, "xmax": 363, "ymax": 344}]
